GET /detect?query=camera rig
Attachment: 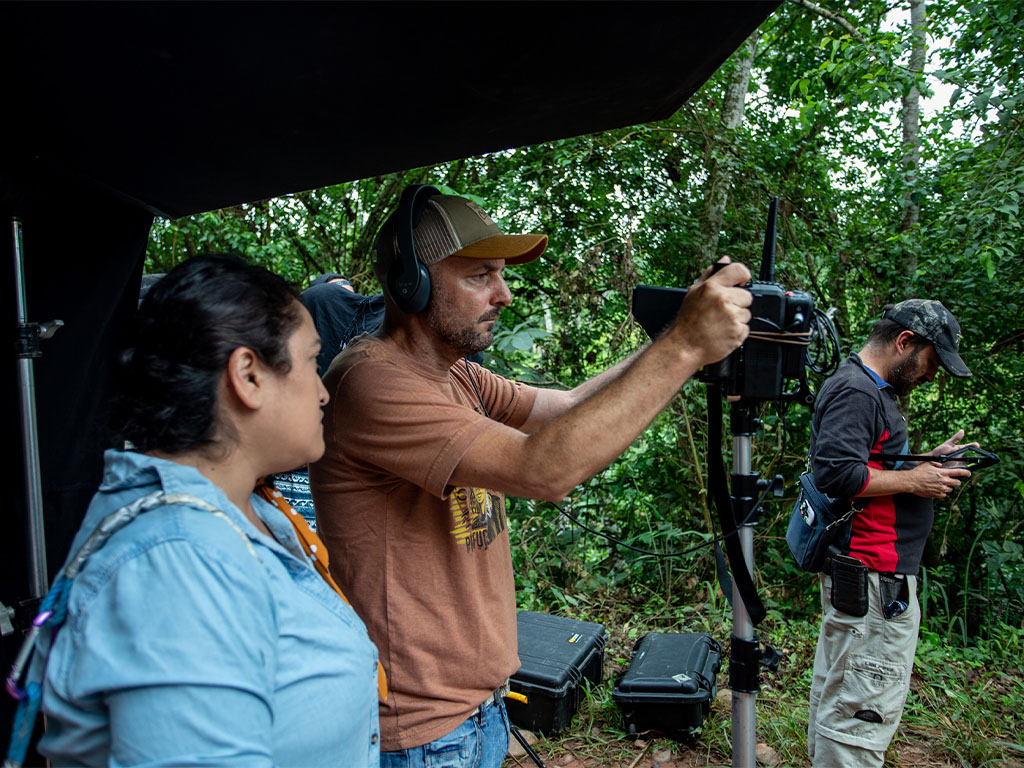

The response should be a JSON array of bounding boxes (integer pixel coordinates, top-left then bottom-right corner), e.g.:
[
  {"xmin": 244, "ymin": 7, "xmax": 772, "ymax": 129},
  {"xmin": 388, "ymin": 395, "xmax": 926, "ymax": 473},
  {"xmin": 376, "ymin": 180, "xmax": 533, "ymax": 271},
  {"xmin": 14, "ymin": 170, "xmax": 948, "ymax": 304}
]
[
  {"xmin": 631, "ymin": 197, "xmax": 838, "ymax": 768},
  {"xmin": 632, "ymin": 198, "xmax": 829, "ymax": 404}
]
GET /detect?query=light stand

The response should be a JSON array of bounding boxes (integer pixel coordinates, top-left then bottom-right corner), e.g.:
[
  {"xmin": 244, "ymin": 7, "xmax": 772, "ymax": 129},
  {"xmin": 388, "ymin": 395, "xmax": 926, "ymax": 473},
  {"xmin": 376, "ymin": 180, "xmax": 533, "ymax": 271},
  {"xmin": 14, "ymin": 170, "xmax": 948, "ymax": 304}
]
[
  {"xmin": 4, "ymin": 217, "xmax": 63, "ymax": 636},
  {"xmin": 632, "ymin": 197, "xmax": 809, "ymax": 768}
]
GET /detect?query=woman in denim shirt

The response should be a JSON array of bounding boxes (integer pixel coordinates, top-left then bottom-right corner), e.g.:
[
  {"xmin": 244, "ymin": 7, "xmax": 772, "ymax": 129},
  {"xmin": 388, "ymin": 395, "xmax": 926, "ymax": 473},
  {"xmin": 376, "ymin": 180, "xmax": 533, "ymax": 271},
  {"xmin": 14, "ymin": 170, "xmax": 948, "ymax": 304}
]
[{"xmin": 35, "ymin": 256, "xmax": 382, "ymax": 766}]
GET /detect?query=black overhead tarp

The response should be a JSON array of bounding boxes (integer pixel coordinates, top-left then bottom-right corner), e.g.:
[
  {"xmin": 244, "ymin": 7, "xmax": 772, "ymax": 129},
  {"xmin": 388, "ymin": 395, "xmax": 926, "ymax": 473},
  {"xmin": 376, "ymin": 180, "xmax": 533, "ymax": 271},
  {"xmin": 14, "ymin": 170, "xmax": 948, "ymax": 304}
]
[
  {"xmin": 1, "ymin": 1, "xmax": 778, "ymax": 726},
  {"xmin": 4, "ymin": 2, "xmax": 777, "ymax": 219}
]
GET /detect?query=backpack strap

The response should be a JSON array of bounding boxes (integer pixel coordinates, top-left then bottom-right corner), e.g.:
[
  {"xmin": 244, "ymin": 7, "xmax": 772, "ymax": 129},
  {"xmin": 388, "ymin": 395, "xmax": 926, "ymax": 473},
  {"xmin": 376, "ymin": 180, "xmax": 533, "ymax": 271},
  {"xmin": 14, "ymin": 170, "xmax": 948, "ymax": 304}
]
[
  {"xmin": 4, "ymin": 491, "xmax": 250, "ymax": 768},
  {"xmin": 255, "ymin": 480, "xmax": 388, "ymax": 701}
]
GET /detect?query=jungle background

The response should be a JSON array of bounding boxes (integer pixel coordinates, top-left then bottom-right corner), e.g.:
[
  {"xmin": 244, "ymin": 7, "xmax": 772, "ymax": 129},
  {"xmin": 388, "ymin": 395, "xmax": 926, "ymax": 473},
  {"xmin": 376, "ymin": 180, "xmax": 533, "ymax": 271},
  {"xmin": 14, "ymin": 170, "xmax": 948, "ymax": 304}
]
[{"xmin": 145, "ymin": 1, "xmax": 1023, "ymax": 765}]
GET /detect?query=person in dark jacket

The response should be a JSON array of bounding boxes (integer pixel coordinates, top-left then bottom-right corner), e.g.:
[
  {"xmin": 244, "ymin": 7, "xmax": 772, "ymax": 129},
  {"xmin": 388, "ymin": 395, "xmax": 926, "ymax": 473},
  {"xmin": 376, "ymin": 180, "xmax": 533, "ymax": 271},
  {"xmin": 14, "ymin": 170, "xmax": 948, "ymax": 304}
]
[
  {"xmin": 807, "ymin": 299, "xmax": 974, "ymax": 767},
  {"xmin": 301, "ymin": 274, "xmax": 386, "ymax": 376}
]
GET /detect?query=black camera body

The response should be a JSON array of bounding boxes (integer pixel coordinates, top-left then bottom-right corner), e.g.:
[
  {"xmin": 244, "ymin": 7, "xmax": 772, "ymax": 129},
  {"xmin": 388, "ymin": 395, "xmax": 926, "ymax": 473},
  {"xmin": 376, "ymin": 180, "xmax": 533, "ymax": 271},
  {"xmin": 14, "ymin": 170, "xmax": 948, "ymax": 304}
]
[
  {"xmin": 704, "ymin": 280, "xmax": 813, "ymax": 400},
  {"xmin": 632, "ymin": 198, "xmax": 816, "ymax": 402},
  {"xmin": 631, "ymin": 280, "xmax": 814, "ymax": 401}
]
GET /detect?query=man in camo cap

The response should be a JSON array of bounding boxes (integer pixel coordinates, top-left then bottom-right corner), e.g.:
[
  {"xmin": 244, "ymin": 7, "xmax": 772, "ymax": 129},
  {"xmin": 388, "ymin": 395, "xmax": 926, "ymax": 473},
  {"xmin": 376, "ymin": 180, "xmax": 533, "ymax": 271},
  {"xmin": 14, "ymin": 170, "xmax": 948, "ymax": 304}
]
[
  {"xmin": 882, "ymin": 299, "xmax": 971, "ymax": 380},
  {"xmin": 806, "ymin": 299, "xmax": 974, "ymax": 766}
]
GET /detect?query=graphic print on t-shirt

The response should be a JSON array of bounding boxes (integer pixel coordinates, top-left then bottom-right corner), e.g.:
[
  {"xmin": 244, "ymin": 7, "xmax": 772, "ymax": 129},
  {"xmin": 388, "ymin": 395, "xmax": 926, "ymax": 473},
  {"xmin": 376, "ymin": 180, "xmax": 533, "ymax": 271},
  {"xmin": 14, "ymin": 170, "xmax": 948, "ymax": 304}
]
[{"xmin": 449, "ymin": 486, "xmax": 506, "ymax": 551}]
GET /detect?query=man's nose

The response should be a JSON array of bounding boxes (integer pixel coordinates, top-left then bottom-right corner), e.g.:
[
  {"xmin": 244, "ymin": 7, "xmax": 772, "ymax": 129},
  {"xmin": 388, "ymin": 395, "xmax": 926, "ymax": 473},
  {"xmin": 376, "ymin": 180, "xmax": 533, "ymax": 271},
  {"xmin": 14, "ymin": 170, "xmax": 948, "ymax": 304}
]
[{"xmin": 492, "ymin": 274, "xmax": 512, "ymax": 307}]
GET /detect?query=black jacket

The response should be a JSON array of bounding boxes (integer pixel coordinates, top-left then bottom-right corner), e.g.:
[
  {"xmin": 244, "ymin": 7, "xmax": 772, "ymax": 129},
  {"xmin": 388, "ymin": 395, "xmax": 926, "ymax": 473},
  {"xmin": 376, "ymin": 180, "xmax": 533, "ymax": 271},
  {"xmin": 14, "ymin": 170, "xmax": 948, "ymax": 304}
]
[{"xmin": 811, "ymin": 354, "xmax": 932, "ymax": 573}]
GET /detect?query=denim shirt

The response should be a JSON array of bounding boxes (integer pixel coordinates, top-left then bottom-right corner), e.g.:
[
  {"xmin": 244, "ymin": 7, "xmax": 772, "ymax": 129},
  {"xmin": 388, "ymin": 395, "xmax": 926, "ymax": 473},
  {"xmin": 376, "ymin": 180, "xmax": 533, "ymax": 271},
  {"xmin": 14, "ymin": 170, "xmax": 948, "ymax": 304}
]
[{"xmin": 38, "ymin": 450, "xmax": 381, "ymax": 767}]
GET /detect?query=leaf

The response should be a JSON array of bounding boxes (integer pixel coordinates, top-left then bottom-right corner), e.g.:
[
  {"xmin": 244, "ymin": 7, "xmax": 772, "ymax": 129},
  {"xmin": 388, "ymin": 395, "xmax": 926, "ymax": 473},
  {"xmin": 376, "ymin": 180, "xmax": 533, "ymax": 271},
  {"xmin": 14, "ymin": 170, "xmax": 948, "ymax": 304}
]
[{"xmin": 509, "ymin": 331, "xmax": 536, "ymax": 351}]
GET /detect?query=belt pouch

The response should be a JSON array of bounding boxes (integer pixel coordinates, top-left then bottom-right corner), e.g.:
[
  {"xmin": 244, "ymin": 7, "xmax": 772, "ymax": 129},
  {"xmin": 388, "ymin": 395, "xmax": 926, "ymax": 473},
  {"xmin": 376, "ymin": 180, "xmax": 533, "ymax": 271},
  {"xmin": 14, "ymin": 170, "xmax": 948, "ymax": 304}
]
[{"xmin": 830, "ymin": 555, "xmax": 869, "ymax": 617}]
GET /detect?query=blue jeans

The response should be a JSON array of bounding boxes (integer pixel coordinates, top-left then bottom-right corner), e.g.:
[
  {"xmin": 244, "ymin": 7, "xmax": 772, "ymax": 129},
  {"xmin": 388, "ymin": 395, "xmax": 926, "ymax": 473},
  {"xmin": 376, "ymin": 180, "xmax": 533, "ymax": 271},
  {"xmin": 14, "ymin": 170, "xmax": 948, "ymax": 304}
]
[{"xmin": 381, "ymin": 698, "xmax": 510, "ymax": 768}]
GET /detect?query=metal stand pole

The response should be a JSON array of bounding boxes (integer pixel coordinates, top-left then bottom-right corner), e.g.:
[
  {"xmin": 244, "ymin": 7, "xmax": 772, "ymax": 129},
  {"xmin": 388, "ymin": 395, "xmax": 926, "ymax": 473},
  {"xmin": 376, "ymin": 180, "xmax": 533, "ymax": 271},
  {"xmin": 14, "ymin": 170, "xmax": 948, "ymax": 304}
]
[
  {"xmin": 729, "ymin": 404, "xmax": 761, "ymax": 768},
  {"xmin": 11, "ymin": 217, "xmax": 61, "ymax": 602}
]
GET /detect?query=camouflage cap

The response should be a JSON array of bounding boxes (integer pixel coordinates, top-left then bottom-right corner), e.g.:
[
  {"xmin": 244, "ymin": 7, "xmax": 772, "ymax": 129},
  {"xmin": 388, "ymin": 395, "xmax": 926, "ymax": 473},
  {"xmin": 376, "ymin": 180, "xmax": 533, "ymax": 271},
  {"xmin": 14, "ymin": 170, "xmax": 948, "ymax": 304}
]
[{"xmin": 884, "ymin": 299, "xmax": 971, "ymax": 378}]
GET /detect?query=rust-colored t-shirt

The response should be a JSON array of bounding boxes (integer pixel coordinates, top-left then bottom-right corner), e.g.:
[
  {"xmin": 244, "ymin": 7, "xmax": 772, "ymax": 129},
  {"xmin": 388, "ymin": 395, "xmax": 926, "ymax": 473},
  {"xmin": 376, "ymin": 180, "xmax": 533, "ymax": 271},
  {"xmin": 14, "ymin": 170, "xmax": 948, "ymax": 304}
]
[{"xmin": 310, "ymin": 334, "xmax": 537, "ymax": 751}]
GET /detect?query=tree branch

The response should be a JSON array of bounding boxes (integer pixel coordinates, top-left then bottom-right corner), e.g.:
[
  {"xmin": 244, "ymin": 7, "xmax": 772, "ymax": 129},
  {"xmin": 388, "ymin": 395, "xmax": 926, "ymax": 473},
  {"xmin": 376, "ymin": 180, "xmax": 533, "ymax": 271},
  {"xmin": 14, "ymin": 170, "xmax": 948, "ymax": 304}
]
[{"xmin": 786, "ymin": 0, "xmax": 866, "ymax": 41}]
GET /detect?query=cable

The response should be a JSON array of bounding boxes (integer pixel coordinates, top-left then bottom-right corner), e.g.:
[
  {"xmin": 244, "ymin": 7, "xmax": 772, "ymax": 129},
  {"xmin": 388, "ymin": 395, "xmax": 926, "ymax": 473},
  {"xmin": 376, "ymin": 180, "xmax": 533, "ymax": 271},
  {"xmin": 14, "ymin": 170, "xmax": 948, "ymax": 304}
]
[
  {"xmin": 465, "ymin": 358, "xmax": 491, "ymax": 418},
  {"xmin": 806, "ymin": 307, "xmax": 841, "ymax": 377},
  {"xmin": 544, "ymin": 479, "xmax": 778, "ymax": 560},
  {"xmin": 746, "ymin": 330, "xmax": 811, "ymax": 346}
]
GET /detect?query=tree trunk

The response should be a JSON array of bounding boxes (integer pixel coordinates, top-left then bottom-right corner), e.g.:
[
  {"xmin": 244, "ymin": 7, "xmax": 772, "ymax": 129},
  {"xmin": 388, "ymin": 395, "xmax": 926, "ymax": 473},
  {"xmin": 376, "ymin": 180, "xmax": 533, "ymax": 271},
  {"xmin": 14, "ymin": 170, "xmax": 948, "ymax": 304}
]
[
  {"xmin": 696, "ymin": 30, "xmax": 759, "ymax": 262},
  {"xmin": 900, "ymin": 0, "xmax": 926, "ymax": 282}
]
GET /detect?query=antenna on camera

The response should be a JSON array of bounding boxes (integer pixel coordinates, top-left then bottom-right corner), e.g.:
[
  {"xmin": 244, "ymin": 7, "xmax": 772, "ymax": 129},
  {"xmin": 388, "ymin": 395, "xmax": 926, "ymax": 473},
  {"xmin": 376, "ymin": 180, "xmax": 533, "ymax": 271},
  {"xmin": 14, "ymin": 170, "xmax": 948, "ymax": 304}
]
[{"xmin": 758, "ymin": 197, "xmax": 778, "ymax": 283}]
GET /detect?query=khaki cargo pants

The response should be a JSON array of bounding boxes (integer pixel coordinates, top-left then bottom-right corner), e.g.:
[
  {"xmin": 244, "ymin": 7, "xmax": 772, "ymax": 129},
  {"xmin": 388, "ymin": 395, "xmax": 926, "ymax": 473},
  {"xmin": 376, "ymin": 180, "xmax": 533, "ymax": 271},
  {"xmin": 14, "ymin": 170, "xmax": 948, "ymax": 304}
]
[{"xmin": 807, "ymin": 570, "xmax": 920, "ymax": 768}]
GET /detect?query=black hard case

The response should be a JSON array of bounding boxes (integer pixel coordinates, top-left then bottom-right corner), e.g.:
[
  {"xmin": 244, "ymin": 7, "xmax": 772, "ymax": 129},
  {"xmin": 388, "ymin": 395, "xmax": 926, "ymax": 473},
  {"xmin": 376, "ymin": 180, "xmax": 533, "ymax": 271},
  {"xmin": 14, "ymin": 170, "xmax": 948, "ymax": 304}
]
[
  {"xmin": 507, "ymin": 610, "xmax": 607, "ymax": 734},
  {"xmin": 612, "ymin": 632, "xmax": 721, "ymax": 739}
]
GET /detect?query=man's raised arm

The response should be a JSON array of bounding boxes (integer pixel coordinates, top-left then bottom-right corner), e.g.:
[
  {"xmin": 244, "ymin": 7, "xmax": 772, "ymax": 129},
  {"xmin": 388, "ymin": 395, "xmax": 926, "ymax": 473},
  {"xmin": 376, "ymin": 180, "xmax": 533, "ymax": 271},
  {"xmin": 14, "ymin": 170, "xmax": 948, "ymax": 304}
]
[{"xmin": 450, "ymin": 261, "xmax": 752, "ymax": 501}]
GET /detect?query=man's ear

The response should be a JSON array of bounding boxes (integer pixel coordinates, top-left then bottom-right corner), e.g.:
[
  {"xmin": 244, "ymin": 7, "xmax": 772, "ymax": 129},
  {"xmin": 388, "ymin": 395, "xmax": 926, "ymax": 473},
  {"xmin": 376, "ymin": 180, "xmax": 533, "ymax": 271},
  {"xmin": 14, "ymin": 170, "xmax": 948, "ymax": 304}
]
[
  {"xmin": 224, "ymin": 347, "xmax": 266, "ymax": 410},
  {"xmin": 894, "ymin": 330, "xmax": 917, "ymax": 356}
]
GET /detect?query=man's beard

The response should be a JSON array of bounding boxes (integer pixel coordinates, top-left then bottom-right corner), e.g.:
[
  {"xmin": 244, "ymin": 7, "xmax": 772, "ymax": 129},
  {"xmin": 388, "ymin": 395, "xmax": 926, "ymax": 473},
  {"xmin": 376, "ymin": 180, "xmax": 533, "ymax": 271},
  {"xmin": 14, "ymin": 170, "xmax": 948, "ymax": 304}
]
[
  {"xmin": 426, "ymin": 285, "xmax": 498, "ymax": 357},
  {"xmin": 888, "ymin": 345, "xmax": 924, "ymax": 396}
]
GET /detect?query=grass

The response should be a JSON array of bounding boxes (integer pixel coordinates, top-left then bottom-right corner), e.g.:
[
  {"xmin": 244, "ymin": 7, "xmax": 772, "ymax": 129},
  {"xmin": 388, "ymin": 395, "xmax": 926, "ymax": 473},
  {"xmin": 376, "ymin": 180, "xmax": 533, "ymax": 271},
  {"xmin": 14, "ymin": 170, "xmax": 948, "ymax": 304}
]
[{"xmin": 504, "ymin": 587, "xmax": 1024, "ymax": 768}]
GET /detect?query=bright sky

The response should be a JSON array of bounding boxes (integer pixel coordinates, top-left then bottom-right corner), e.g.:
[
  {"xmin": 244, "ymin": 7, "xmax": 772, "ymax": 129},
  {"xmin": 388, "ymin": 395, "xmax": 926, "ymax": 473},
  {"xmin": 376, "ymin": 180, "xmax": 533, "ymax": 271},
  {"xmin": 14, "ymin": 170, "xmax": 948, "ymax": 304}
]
[{"xmin": 882, "ymin": 3, "xmax": 956, "ymax": 119}]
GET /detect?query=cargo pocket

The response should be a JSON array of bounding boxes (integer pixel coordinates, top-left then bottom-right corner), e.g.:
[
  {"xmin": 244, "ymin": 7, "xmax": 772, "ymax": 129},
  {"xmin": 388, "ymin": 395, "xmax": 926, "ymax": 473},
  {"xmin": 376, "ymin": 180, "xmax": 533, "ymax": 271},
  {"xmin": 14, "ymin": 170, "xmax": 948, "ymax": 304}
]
[{"xmin": 818, "ymin": 653, "xmax": 907, "ymax": 750}]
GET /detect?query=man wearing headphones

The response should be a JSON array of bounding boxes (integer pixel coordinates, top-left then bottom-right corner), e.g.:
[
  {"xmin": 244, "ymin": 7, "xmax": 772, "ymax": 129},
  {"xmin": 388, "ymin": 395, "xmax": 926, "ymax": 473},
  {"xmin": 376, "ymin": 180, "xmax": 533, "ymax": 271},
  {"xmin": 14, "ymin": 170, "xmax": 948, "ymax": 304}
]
[{"xmin": 310, "ymin": 186, "xmax": 752, "ymax": 767}]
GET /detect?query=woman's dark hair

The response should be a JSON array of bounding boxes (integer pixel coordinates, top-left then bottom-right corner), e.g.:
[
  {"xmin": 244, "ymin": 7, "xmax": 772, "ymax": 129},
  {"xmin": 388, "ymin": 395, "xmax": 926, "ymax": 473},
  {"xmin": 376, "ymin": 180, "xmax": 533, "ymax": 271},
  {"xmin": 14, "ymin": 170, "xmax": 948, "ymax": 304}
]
[{"xmin": 113, "ymin": 254, "xmax": 302, "ymax": 454}]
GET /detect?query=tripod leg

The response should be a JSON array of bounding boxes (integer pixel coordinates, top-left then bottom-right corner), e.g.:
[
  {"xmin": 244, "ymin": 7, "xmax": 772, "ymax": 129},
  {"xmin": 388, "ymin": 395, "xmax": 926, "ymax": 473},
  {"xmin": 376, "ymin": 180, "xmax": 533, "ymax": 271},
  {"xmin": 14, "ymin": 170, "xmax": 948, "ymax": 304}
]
[{"xmin": 509, "ymin": 725, "xmax": 546, "ymax": 768}]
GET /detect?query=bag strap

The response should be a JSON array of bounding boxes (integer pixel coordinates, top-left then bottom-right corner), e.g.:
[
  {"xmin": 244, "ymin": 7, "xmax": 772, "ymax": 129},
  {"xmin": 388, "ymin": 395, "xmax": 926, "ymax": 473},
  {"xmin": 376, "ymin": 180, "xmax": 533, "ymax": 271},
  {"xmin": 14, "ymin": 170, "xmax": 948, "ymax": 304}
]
[
  {"xmin": 5, "ymin": 491, "xmax": 250, "ymax": 768},
  {"xmin": 804, "ymin": 362, "xmax": 890, "ymax": 549},
  {"xmin": 255, "ymin": 480, "xmax": 388, "ymax": 702}
]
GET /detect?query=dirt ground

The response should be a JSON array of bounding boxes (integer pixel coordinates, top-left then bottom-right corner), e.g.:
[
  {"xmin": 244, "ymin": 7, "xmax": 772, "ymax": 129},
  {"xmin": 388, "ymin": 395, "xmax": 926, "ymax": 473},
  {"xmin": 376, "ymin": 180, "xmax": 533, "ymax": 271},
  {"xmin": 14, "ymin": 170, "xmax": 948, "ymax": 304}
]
[
  {"xmin": 505, "ymin": 736, "xmax": 1024, "ymax": 768},
  {"xmin": 505, "ymin": 738, "xmax": 998, "ymax": 768}
]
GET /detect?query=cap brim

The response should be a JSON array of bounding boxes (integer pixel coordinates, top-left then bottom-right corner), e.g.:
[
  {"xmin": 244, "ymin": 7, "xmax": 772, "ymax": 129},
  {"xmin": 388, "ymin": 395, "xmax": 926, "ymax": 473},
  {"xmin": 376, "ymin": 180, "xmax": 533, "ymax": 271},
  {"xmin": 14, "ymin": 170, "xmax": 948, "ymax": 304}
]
[
  {"xmin": 452, "ymin": 233, "xmax": 548, "ymax": 265},
  {"xmin": 936, "ymin": 344, "xmax": 972, "ymax": 378}
]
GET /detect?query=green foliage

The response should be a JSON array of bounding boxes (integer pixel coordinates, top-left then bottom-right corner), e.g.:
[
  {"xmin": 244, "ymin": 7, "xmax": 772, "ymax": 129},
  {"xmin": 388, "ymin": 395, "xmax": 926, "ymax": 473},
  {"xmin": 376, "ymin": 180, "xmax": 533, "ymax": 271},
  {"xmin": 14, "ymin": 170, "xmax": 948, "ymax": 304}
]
[{"xmin": 146, "ymin": 3, "xmax": 1023, "ymax": 754}]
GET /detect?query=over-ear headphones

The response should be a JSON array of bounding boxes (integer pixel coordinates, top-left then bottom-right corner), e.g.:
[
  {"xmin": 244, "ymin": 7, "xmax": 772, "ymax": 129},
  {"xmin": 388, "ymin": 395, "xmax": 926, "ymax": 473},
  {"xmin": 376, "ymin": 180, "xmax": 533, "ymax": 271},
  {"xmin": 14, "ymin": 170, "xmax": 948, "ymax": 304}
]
[{"xmin": 389, "ymin": 184, "xmax": 441, "ymax": 314}]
